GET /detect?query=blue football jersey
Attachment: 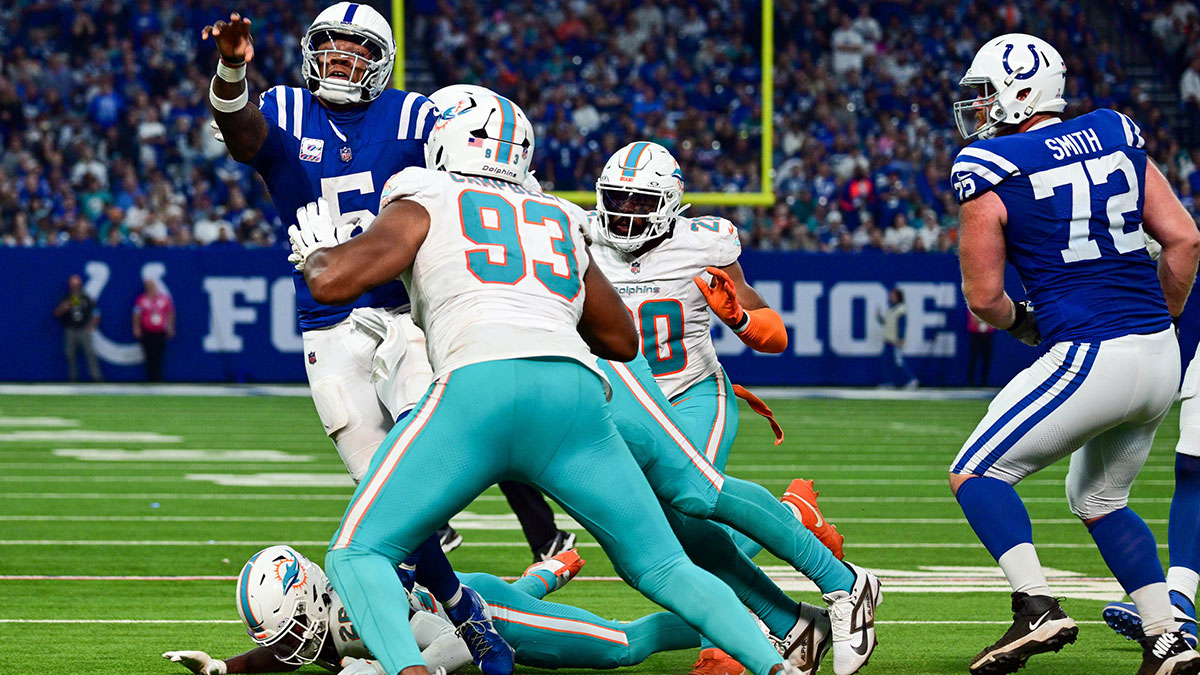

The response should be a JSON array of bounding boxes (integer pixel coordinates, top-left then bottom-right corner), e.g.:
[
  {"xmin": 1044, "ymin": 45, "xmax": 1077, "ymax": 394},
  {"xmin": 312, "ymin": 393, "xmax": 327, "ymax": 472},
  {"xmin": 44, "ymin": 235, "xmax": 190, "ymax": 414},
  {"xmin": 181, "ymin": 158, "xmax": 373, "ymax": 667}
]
[
  {"xmin": 247, "ymin": 86, "xmax": 435, "ymax": 331},
  {"xmin": 950, "ymin": 109, "xmax": 1171, "ymax": 344}
]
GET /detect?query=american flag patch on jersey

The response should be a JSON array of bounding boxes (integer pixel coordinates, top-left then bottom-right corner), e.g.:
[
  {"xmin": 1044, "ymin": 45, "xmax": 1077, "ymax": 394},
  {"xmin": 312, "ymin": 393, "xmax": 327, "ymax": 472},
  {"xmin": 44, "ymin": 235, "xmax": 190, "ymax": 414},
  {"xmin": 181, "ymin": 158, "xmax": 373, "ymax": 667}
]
[{"xmin": 467, "ymin": 137, "xmax": 484, "ymax": 147}]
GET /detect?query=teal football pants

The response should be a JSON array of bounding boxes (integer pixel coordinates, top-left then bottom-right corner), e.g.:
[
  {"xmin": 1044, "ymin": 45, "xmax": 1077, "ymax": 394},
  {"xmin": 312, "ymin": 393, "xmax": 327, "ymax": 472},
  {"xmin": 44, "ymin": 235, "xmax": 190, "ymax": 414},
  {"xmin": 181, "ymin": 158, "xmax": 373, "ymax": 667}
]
[
  {"xmin": 324, "ymin": 358, "xmax": 785, "ymax": 675},
  {"xmin": 462, "ymin": 571, "xmax": 700, "ymax": 668}
]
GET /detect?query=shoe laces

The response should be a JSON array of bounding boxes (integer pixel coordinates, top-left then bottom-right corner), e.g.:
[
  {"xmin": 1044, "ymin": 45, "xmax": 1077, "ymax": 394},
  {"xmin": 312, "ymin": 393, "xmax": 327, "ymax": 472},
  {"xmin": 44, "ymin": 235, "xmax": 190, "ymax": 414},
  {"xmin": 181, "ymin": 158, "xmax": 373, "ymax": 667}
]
[
  {"xmin": 822, "ymin": 590, "xmax": 853, "ymax": 641},
  {"xmin": 456, "ymin": 619, "xmax": 495, "ymax": 659}
]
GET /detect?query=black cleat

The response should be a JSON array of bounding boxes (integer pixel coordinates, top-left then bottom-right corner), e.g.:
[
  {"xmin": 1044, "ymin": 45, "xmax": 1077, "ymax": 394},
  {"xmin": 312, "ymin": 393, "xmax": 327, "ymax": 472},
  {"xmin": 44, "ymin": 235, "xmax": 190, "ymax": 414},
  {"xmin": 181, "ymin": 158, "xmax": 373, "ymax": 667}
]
[
  {"xmin": 969, "ymin": 592, "xmax": 1078, "ymax": 675},
  {"xmin": 533, "ymin": 529, "xmax": 576, "ymax": 562},
  {"xmin": 437, "ymin": 525, "xmax": 463, "ymax": 553},
  {"xmin": 1138, "ymin": 631, "xmax": 1200, "ymax": 675}
]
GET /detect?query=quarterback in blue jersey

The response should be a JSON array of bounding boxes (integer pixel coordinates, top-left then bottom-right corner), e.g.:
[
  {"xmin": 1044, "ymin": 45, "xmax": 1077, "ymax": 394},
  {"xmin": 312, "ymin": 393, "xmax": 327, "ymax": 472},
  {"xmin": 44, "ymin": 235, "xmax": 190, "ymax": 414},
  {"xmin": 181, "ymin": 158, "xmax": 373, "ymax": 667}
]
[
  {"xmin": 947, "ymin": 33, "xmax": 1200, "ymax": 675},
  {"xmin": 203, "ymin": 6, "xmax": 513, "ymax": 675}
]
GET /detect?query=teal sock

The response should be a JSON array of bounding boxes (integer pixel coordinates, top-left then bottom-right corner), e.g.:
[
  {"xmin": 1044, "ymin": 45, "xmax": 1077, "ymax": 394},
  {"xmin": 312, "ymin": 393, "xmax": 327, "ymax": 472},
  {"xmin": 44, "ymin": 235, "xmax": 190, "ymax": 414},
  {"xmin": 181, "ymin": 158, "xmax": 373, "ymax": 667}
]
[
  {"xmin": 625, "ymin": 612, "xmax": 702, "ymax": 664},
  {"xmin": 510, "ymin": 569, "xmax": 557, "ymax": 599},
  {"xmin": 632, "ymin": 553, "xmax": 782, "ymax": 675},
  {"xmin": 715, "ymin": 477, "xmax": 854, "ymax": 593}
]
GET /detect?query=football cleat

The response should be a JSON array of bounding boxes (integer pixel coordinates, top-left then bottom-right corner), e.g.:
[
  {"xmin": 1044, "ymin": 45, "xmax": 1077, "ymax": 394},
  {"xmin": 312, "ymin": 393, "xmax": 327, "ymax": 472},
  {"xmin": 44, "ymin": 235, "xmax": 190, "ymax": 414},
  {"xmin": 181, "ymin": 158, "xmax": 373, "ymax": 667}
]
[
  {"xmin": 534, "ymin": 529, "xmax": 577, "ymax": 562},
  {"xmin": 781, "ymin": 479, "xmax": 845, "ymax": 560},
  {"xmin": 437, "ymin": 525, "xmax": 463, "ymax": 553},
  {"xmin": 823, "ymin": 562, "xmax": 882, "ymax": 675},
  {"xmin": 444, "ymin": 586, "xmax": 515, "ymax": 675},
  {"xmin": 968, "ymin": 592, "xmax": 1077, "ymax": 675},
  {"xmin": 522, "ymin": 548, "xmax": 585, "ymax": 594},
  {"xmin": 1137, "ymin": 631, "xmax": 1200, "ymax": 675},
  {"xmin": 687, "ymin": 648, "xmax": 746, "ymax": 675},
  {"xmin": 1105, "ymin": 595, "xmax": 1199, "ymax": 648},
  {"xmin": 771, "ymin": 602, "xmax": 831, "ymax": 674}
]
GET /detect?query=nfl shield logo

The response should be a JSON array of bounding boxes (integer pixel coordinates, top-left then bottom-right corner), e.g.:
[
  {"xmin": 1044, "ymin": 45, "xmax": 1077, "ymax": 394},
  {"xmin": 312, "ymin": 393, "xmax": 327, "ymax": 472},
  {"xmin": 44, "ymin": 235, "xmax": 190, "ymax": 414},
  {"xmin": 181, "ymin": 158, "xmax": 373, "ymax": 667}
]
[
  {"xmin": 631, "ymin": 261, "xmax": 641, "ymax": 274},
  {"xmin": 308, "ymin": 351, "xmax": 317, "ymax": 365},
  {"xmin": 340, "ymin": 145, "xmax": 352, "ymax": 163}
]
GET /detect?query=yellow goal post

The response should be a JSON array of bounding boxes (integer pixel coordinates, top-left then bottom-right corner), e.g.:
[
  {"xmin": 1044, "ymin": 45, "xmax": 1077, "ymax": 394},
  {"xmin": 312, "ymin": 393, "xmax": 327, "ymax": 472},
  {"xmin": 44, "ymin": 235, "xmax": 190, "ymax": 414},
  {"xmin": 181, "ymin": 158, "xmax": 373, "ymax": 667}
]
[{"xmin": 391, "ymin": 0, "xmax": 775, "ymax": 208}]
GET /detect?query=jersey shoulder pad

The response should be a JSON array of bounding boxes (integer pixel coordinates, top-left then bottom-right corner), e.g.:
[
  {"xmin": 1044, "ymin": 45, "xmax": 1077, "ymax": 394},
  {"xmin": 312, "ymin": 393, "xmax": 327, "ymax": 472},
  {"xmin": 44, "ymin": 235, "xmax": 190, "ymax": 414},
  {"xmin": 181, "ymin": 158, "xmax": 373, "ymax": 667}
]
[
  {"xmin": 379, "ymin": 167, "xmax": 443, "ymax": 211},
  {"xmin": 682, "ymin": 215, "xmax": 741, "ymax": 266},
  {"xmin": 256, "ymin": 86, "xmax": 309, "ymax": 141},
  {"xmin": 1096, "ymin": 108, "xmax": 1147, "ymax": 150},
  {"xmin": 950, "ymin": 140, "xmax": 1021, "ymax": 203},
  {"xmin": 380, "ymin": 89, "xmax": 437, "ymax": 142}
]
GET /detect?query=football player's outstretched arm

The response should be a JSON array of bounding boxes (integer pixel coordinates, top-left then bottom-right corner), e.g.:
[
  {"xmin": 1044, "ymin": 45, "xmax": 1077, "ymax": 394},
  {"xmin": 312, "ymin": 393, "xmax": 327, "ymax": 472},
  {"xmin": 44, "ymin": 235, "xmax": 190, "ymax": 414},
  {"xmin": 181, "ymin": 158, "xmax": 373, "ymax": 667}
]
[
  {"xmin": 202, "ymin": 12, "xmax": 269, "ymax": 163},
  {"xmin": 958, "ymin": 191, "xmax": 1016, "ymax": 329},
  {"xmin": 163, "ymin": 647, "xmax": 300, "ymax": 674},
  {"xmin": 696, "ymin": 262, "xmax": 788, "ymax": 353},
  {"xmin": 1142, "ymin": 160, "xmax": 1200, "ymax": 319},
  {"xmin": 578, "ymin": 252, "xmax": 639, "ymax": 361},
  {"xmin": 304, "ymin": 200, "xmax": 431, "ymax": 306}
]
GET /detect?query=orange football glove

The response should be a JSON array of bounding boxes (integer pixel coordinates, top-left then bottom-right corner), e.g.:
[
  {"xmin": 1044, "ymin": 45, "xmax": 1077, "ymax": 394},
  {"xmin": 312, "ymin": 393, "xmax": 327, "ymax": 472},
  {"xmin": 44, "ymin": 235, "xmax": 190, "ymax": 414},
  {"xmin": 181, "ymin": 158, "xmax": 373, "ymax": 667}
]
[{"xmin": 693, "ymin": 266, "xmax": 744, "ymax": 326}]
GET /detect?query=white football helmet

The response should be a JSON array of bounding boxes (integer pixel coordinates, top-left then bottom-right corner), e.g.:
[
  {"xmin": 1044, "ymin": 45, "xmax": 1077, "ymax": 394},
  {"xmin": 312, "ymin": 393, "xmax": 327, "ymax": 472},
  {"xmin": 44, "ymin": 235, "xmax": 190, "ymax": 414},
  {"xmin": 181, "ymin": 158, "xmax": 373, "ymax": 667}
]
[
  {"xmin": 236, "ymin": 545, "xmax": 331, "ymax": 665},
  {"xmin": 425, "ymin": 93, "xmax": 534, "ymax": 184},
  {"xmin": 428, "ymin": 84, "xmax": 500, "ymax": 115},
  {"xmin": 953, "ymin": 33, "xmax": 1067, "ymax": 140},
  {"xmin": 594, "ymin": 141, "xmax": 688, "ymax": 253},
  {"xmin": 301, "ymin": 2, "xmax": 395, "ymax": 105}
]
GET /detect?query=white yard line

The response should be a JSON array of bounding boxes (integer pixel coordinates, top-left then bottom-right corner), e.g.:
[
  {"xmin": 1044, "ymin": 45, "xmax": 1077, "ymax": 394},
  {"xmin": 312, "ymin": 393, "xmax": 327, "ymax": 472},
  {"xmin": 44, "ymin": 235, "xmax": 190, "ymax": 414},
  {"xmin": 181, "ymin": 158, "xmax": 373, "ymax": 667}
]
[
  {"xmin": 0, "ymin": 416, "xmax": 79, "ymax": 427},
  {"xmin": 0, "ymin": 431, "xmax": 180, "ymax": 443}
]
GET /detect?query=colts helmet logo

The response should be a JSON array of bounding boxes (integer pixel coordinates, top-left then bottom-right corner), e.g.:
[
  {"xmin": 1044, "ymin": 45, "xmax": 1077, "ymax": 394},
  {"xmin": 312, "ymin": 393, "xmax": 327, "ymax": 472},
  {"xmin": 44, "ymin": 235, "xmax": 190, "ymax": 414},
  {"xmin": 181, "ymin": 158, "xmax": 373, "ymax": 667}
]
[{"xmin": 1001, "ymin": 43, "xmax": 1040, "ymax": 80}]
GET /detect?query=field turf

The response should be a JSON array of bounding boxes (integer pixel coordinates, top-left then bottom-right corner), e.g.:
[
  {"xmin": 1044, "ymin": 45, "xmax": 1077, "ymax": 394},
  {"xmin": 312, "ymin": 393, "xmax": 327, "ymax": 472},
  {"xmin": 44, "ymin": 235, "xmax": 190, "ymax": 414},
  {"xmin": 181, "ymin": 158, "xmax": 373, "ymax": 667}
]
[{"xmin": 0, "ymin": 390, "xmax": 1181, "ymax": 674}]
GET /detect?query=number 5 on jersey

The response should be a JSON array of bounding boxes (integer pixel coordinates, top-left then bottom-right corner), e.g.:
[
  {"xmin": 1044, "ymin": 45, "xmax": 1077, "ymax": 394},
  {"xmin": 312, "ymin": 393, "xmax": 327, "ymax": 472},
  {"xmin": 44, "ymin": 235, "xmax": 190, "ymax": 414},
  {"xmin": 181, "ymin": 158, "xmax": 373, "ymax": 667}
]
[{"xmin": 458, "ymin": 191, "xmax": 581, "ymax": 300}]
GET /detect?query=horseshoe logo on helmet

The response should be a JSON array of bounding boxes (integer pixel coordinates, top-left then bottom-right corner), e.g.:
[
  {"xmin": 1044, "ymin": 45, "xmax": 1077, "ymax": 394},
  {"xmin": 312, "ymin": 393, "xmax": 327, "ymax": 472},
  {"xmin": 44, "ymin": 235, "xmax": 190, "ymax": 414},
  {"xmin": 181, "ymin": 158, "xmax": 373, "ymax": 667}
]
[{"xmin": 1002, "ymin": 43, "xmax": 1040, "ymax": 80}]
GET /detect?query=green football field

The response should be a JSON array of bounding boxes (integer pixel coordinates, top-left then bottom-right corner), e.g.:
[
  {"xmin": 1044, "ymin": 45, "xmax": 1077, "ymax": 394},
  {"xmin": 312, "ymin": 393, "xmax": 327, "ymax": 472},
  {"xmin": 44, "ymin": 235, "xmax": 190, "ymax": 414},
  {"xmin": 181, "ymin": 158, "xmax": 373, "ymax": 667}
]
[{"xmin": 0, "ymin": 390, "xmax": 1182, "ymax": 675}]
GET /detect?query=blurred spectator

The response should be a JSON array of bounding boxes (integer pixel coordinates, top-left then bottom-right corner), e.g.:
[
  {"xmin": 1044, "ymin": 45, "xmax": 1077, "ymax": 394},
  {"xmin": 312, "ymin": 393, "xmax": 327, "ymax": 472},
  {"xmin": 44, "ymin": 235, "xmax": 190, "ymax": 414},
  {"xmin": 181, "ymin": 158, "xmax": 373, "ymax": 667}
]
[
  {"xmin": 966, "ymin": 310, "xmax": 996, "ymax": 386},
  {"xmin": 1184, "ymin": 55, "xmax": 1200, "ymax": 122},
  {"xmin": 878, "ymin": 287, "xmax": 918, "ymax": 388},
  {"xmin": 132, "ymin": 279, "xmax": 174, "ymax": 382},
  {"xmin": 54, "ymin": 274, "xmax": 102, "ymax": 382},
  {"xmin": 883, "ymin": 213, "xmax": 917, "ymax": 253}
]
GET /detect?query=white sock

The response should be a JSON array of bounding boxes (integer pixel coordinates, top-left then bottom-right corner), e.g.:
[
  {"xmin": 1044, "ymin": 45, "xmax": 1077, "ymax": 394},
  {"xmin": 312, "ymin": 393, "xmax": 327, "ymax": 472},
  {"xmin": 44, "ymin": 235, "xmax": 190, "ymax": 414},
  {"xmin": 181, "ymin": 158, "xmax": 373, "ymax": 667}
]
[
  {"xmin": 998, "ymin": 542, "xmax": 1051, "ymax": 597},
  {"xmin": 1168, "ymin": 566, "xmax": 1200, "ymax": 605},
  {"xmin": 1131, "ymin": 582, "xmax": 1176, "ymax": 636},
  {"xmin": 443, "ymin": 585, "xmax": 464, "ymax": 609}
]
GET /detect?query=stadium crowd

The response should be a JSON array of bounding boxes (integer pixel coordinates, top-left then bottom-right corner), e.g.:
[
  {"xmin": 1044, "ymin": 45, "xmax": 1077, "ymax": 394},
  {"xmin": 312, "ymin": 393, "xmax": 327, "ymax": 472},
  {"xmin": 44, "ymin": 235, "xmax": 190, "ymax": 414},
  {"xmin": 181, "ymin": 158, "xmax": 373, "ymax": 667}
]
[{"xmin": 0, "ymin": 0, "xmax": 1197, "ymax": 252}]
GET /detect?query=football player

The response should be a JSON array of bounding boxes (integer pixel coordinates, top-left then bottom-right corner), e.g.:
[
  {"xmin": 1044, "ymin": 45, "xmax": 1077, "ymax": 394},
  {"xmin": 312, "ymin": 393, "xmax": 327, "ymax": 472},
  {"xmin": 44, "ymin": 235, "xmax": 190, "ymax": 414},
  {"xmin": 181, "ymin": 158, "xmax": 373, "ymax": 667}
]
[
  {"xmin": 291, "ymin": 93, "xmax": 808, "ymax": 675},
  {"xmin": 585, "ymin": 141, "xmax": 875, "ymax": 675},
  {"xmin": 163, "ymin": 545, "xmax": 704, "ymax": 674},
  {"xmin": 1104, "ymin": 346, "xmax": 1200, "ymax": 647},
  {"xmin": 203, "ymin": 8, "xmax": 511, "ymax": 674},
  {"xmin": 947, "ymin": 33, "xmax": 1200, "ymax": 675}
]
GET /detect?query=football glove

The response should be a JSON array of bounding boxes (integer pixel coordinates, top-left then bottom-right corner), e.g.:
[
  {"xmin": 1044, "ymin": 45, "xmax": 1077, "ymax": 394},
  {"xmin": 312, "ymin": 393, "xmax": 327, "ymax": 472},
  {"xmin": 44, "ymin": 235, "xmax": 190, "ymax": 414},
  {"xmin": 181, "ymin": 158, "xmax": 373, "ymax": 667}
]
[
  {"xmin": 289, "ymin": 198, "xmax": 358, "ymax": 271},
  {"xmin": 1007, "ymin": 300, "xmax": 1042, "ymax": 347},
  {"xmin": 162, "ymin": 651, "xmax": 228, "ymax": 675},
  {"xmin": 340, "ymin": 656, "xmax": 388, "ymax": 675},
  {"xmin": 208, "ymin": 119, "xmax": 225, "ymax": 144},
  {"xmin": 693, "ymin": 266, "xmax": 745, "ymax": 327}
]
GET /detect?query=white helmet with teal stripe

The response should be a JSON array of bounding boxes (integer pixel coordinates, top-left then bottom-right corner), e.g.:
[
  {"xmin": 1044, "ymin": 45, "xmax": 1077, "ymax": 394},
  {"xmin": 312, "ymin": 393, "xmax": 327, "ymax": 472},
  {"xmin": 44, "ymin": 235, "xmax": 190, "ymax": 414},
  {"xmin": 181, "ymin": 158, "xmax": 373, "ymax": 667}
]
[
  {"xmin": 425, "ymin": 91, "xmax": 534, "ymax": 184},
  {"xmin": 595, "ymin": 141, "xmax": 687, "ymax": 253},
  {"xmin": 235, "ymin": 545, "xmax": 331, "ymax": 665}
]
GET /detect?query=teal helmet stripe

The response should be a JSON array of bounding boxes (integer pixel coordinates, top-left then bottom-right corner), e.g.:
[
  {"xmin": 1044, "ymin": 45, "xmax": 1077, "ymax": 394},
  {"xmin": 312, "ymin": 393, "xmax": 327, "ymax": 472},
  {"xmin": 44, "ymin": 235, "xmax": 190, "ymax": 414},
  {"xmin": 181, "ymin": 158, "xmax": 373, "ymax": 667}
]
[
  {"xmin": 494, "ymin": 96, "xmax": 517, "ymax": 164},
  {"xmin": 621, "ymin": 142, "xmax": 650, "ymax": 178},
  {"xmin": 238, "ymin": 551, "xmax": 265, "ymax": 631}
]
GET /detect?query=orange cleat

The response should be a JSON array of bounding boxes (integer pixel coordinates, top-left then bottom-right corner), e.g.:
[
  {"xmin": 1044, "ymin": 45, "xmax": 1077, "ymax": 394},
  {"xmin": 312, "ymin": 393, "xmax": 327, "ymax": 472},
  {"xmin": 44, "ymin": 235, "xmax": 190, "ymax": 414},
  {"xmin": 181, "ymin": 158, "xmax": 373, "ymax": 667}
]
[
  {"xmin": 522, "ymin": 548, "xmax": 586, "ymax": 593},
  {"xmin": 781, "ymin": 479, "xmax": 845, "ymax": 560},
  {"xmin": 688, "ymin": 648, "xmax": 746, "ymax": 675}
]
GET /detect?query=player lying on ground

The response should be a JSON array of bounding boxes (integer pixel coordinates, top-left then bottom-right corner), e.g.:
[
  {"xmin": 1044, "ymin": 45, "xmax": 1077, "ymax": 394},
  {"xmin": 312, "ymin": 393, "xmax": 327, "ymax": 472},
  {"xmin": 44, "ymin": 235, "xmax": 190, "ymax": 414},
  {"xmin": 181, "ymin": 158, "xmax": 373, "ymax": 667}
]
[
  {"xmin": 586, "ymin": 140, "xmax": 875, "ymax": 675},
  {"xmin": 292, "ymin": 92, "xmax": 811, "ymax": 675},
  {"xmin": 948, "ymin": 32, "xmax": 1200, "ymax": 675},
  {"xmin": 163, "ymin": 545, "xmax": 711, "ymax": 674}
]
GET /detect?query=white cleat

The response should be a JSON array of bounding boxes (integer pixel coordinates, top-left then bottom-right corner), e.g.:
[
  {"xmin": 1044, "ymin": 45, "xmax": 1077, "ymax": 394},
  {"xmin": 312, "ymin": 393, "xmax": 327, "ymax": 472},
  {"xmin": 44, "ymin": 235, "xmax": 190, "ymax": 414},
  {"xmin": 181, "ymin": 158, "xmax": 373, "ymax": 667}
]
[
  {"xmin": 823, "ymin": 562, "xmax": 882, "ymax": 675},
  {"xmin": 771, "ymin": 602, "xmax": 831, "ymax": 674}
]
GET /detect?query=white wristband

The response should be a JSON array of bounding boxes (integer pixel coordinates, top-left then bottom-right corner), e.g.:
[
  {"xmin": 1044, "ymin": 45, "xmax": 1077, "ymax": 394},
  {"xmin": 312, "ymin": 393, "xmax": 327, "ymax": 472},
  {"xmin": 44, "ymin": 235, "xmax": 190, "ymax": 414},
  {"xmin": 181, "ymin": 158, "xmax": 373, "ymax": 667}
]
[
  {"xmin": 209, "ymin": 76, "xmax": 248, "ymax": 113},
  {"xmin": 216, "ymin": 60, "xmax": 246, "ymax": 83}
]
